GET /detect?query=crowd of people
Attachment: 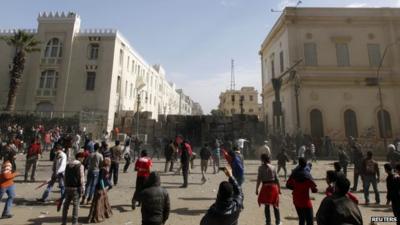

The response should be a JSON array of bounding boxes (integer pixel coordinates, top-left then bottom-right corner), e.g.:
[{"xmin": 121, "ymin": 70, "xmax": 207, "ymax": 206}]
[{"xmin": 0, "ymin": 123, "xmax": 400, "ymax": 225}]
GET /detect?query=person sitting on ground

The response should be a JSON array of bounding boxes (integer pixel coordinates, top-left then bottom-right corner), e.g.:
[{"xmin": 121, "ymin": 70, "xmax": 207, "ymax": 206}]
[
  {"xmin": 137, "ymin": 172, "xmax": 170, "ymax": 225},
  {"xmin": 316, "ymin": 175, "xmax": 363, "ymax": 225},
  {"xmin": 200, "ymin": 167, "xmax": 243, "ymax": 225}
]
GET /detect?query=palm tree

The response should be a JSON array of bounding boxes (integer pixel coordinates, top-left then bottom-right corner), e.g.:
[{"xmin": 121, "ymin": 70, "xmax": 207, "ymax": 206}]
[{"xmin": 1, "ymin": 30, "xmax": 40, "ymax": 112}]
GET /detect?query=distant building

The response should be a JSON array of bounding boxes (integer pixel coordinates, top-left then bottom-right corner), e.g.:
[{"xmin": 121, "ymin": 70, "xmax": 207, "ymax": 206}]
[
  {"xmin": 176, "ymin": 89, "xmax": 193, "ymax": 115},
  {"xmin": 0, "ymin": 12, "xmax": 197, "ymax": 133},
  {"xmin": 218, "ymin": 87, "xmax": 261, "ymax": 118},
  {"xmin": 260, "ymin": 7, "xmax": 400, "ymax": 142},
  {"xmin": 192, "ymin": 102, "xmax": 203, "ymax": 115}
]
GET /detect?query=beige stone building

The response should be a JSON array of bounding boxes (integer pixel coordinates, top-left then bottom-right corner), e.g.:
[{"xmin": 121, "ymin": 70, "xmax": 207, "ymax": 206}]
[
  {"xmin": 218, "ymin": 87, "xmax": 261, "ymax": 118},
  {"xmin": 260, "ymin": 7, "xmax": 400, "ymax": 143},
  {"xmin": 0, "ymin": 12, "xmax": 197, "ymax": 133}
]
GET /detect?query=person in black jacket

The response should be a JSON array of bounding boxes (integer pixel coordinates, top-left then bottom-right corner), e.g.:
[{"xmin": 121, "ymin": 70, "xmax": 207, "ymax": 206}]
[
  {"xmin": 316, "ymin": 175, "xmax": 363, "ymax": 225},
  {"xmin": 164, "ymin": 140, "xmax": 175, "ymax": 172},
  {"xmin": 200, "ymin": 167, "xmax": 243, "ymax": 225},
  {"xmin": 137, "ymin": 172, "xmax": 170, "ymax": 225},
  {"xmin": 384, "ymin": 163, "xmax": 400, "ymax": 225}
]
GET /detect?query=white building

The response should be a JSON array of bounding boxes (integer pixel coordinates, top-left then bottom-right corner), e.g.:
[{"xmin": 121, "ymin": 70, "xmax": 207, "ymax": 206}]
[
  {"xmin": 260, "ymin": 7, "xmax": 400, "ymax": 143},
  {"xmin": 0, "ymin": 12, "xmax": 197, "ymax": 133},
  {"xmin": 218, "ymin": 87, "xmax": 261, "ymax": 118}
]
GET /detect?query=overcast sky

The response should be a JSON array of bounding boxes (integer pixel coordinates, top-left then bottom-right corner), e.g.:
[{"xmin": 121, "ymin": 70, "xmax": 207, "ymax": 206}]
[{"xmin": 1, "ymin": 0, "xmax": 399, "ymax": 113}]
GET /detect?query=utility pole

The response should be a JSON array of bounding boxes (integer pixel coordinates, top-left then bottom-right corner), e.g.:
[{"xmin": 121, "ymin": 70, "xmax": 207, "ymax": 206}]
[{"xmin": 136, "ymin": 93, "xmax": 141, "ymax": 138}]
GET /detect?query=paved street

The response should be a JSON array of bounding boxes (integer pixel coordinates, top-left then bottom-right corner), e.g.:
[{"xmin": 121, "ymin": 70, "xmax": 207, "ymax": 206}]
[{"xmin": 2, "ymin": 154, "xmax": 394, "ymax": 225}]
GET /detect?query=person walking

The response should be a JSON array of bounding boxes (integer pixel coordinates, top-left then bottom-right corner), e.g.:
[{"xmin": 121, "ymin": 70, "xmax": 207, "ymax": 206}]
[
  {"xmin": 286, "ymin": 157, "xmax": 318, "ymax": 225},
  {"xmin": 37, "ymin": 145, "xmax": 67, "ymax": 202},
  {"xmin": 62, "ymin": 152, "xmax": 85, "ymax": 225},
  {"xmin": 256, "ymin": 141, "xmax": 272, "ymax": 158},
  {"xmin": 276, "ymin": 148, "xmax": 290, "ymax": 180},
  {"xmin": 256, "ymin": 154, "xmax": 281, "ymax": 225},
  {"xmin": 132, "ymin": 150, "xmax": 152, "ymax": 210},
  {"xmin": 200, "ymin": 143, "xmax": 211, "ymax": 183},
  {"xmin": 137, "ymin": 172, "xmax": 170, "ymax": 225},
  {"xmin": 0, "ymin": 161, "xmax": 18, "ymax": 219},
  {"xmin": 350, "ymin": 146, "xmax": 364, "ymax": 192},
  {"xmin": 200, "ymin": 167, "xmax": 243, "ymax": 225},
  {"xmin": 212, "ymin": 138, "xmax": 221, "ymax": 174},
  {"xmin": 338, "ymin": 147, "xmax": 349, "ymax": 177},
  {"xmin": 227, "ymin": 149, "xmax": 244, "ymax": 186},
  {"xmin": 25, "ymin": 138, "xmax": 41, "ymax": 182},
  {"xmin": 87, "ymin": 158, "xmax": 113, "ymax": 223},
  {"xmin": 2, "ymin": 140, "xmax": 17, "ymax": 172},
  {"xmin": 178, "ymin": 137, "xmax": 192, "ymax": 188},
  {"xmin": 123, "ymin": 136, "xmax": 132, "ymax": 173},
  {"xmin": 81, "ymin": 143, "xmax": 103, "ymax": 205},
  {"xmin": 109, "ymin": 140, "xmax": 122, "ymax": 185},
  {"xmin": 164, "ymin": 140, "xmax": 175, "ymax": 172},
  {"xmin": 361, "ymin": 151, "xmax": 380, "ymax": 205},
  {"xmin": 384, "ymin": 163, "xmax": 400, "ymax": 225},
  {"xmin": 324, "ymin": 170, "xmax": 358, "ymax": 204},
  {"xmin": 316, "ymin": 175, "xmax": 363, "ymax": 225}
]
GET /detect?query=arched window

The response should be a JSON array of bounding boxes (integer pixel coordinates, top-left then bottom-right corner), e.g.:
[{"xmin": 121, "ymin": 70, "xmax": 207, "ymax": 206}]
[
  {"xmin": 310, "ymin": 109, "xmax": 324, "ymax": 138},
  {"xmin": 87, "ymin": 43, "xmax": 99, "ymax": 60},
  {"xmin": 344, "ymin": 109, "xmax": 358, "ymax": 138},
  {"xmin": 44, "ymin": 38, "xmax": 63, "ymax": 58},
  {"xmin": 377, "ymin": 110, "xmax": 392, "ymax": 138}
]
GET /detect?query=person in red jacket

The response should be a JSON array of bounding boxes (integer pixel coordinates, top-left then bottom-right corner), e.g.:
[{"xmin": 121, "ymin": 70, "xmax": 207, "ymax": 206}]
[
  {"xmin": 25, "ymin": 138, "xmax": 42, "ymax": 182},
  {"xmin": 0, "ymin": 161, "xmax": 19, "ymax": 219},
  {"xmin": 132, "ymin": 150, "xmax": 152, "ymax": 210},
  {"xmin": 286, "ymin": 157, "xmax": 317, "ymax": 225}
]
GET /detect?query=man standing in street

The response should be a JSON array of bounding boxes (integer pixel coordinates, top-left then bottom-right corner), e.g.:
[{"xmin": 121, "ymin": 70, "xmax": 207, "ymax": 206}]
[
  {"xmin": 137, "ymin": 172, "xmax": 170, "ymax": 225},
  {"xmin": 163, "ymin": 140, "xmax": 175, "ymax": 173},
  {"xmin": 361, "ymin": 151, "xmax": 380, "ymax": 205},
  {"xmin": 81, "ymin": 143, "xmax": 103, "ymax": 205},
  {"xmin": 132, "ymin": 150, "xmax": 152, "ymax": 210},
  {"xmin": 37, "ymin": 144, "xmax": 67, "ymax": 202},
  {"xmin": 350, "ymin": 146, "xmax": 364, "ymax": 192},
  {"xmin": 338, "ymin": 147, "xmax": 349, "ymax": 177},
  {"xmin": 25, "ymin": 138, "xmax": 41, "ymax": 182},
  {"xmin": 177, "ymin": 136, "xmax": 192, "ymax": 188},
  {"xmin": 200, "ymin": 143, "xmax": 211, "ymax": 183},
  {"xmin": 109, "ymin": 140, "xmax": 122, "ymax": 186},
  {"xmin": 62, "ymin": 152, "xmax": 85, "ymax": 225}
]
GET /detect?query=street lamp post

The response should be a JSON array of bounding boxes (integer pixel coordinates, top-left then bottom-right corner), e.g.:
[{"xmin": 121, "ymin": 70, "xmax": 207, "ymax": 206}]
[
  {"xmin": 290, "ymin": 70, "xmax": 301, "ymax": 130},
  {"xmin": 376, "ymin": 42, "xmax": 398, "ymax": 149},
  {"xmin": 136, "ymin": 93, "xmax": 141, "ymax": 138}
]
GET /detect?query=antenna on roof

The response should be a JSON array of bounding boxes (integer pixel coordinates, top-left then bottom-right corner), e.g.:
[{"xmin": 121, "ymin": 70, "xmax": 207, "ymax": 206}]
[
  {"xmin": 270, "ymin": 0, "xmax": 302, "ymax": 12},
  {"xmin": 230, "ymin": 59, "xmax": 235, "ymax": 91}
]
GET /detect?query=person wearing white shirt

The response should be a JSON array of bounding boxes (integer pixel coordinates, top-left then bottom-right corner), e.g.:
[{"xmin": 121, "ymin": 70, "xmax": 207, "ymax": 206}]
[{"xmin": 37, "ymin": 145, "xmax": 67, "ymax": 202}]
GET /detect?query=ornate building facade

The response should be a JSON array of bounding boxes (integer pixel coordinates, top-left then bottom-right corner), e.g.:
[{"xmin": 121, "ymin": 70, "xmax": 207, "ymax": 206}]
[
  {"xmin": 0, "ymin": 12, "xmax": 198, "ymax": 132},
  {"xmin": 260, "ymin": 7, "xmax": 400, "ymax": 143}
]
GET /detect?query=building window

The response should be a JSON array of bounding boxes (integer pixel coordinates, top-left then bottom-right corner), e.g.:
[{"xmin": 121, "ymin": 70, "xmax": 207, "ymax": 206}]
[
  {"xmin": 116, "ymin": 76, "xmax": 121, "ymax": 94},
  {"xmin": 336, "ymin": 43, "xmax": 350, "ymax": 67},
  {"xmin": 310, "ymin": 109, "xmax": 324, "ymax": 138},
  {"xmin": 344, "ymin": 109, "xmax": 358, "ymax": 138},
  {"xmin": 44, "ymin": 38, "xmax": 62, "ymax": 58},
  {"xmin": 130, "ymin": 83, "xmax": 133, "ymax": 98},
  {"xmin": 87, "ymin": 43, "xmax": 99, "ymax": 60},
  {"xmin": 368, "ymin": 44, "xmax": 381, "ymax": 67},
  {"xmin": 37, "ymin": 70, "xmax": 58, "ymax": 96},
  {"xmin": 125, "ymin": 81, "xmax": 128, "ymax": 97},
  {"xmin": 119, "ymin": 49, "xmax": 124, "ymax": 67},
  {"xmin": 231, "ymin": 108, "xmax": 236, "ymax": 114},
  {"xmin": 377, "ymin": 110, "xmax": 392, "ymax": 138},
  {"xmin": 127, "ymin": 56, "xmax": 130, "ymax": 71},
  {"xmin": 249, "ymin": 108, "xmax": 254, "ymax": 113},
  {"xmin": 304, "ymin": 43, "xmax": 318, "ymax": 66},
  {"xmin": 279, "ymin": 51, "xmax": 284, "ymax": 73},
  {"xmin": 86, "ymin": 72, "xmax": 96, "ymax": 91},
  {"xmin": 271, "ymin": 59, "xmax": 275, "ymax": 78},
  {"xmin": 231, "ymin": 95, "xmax": 235, "ymax": 102},
  {"xmin": 249, "ymin": 95, "xmax": 254, "ymax": 101},
  {"xmin": 131, "ymin": 60, "xmax": 135, "ymax": 73}
]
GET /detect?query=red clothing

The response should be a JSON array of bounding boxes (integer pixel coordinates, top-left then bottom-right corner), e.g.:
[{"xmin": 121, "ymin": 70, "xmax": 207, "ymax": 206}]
[
  {"xmin": 44, "ymin": 133, "xmax": 51, "ymax": 144},
  {"xmin": 178, "ymin": 143, "xmax": 193, "ymax": 157},
  {"xmin": 0, "ymin": 172, "xmax": 17, "ymax": 188},
  {"xmin": 27, "ymin": 143, "xmax": 42, "ymax": 157},
  {"xmin": 135, "ymin": 157, "xmax": 152, "ymax": 177},
  {"xmin": 258, "ymin": 183, "xmax": 280, "ymax": 207},
  {"xmin": 325, "ymin": 186, "xmax": 359, "ymax": 204},
  {"xmin": 286, "ymin": 178, "xmax": 317, "ymax": 208}
]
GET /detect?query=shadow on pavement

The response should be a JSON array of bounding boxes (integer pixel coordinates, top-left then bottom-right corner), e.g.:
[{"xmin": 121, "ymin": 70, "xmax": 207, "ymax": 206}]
[
  {"xmin": 26, "ymin": 216, "xmax": 89, "ymax": 225},
  {"xmin": 179, "ymin": 197, "xmax": 215, "ymax": 201},
  {"xmin": 170, "ymin": 207, "xmax": 207, "ymax": 216},
  {"xmin": 111, "ymin": 204, "xmax": 132, "ymax": 213}
]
